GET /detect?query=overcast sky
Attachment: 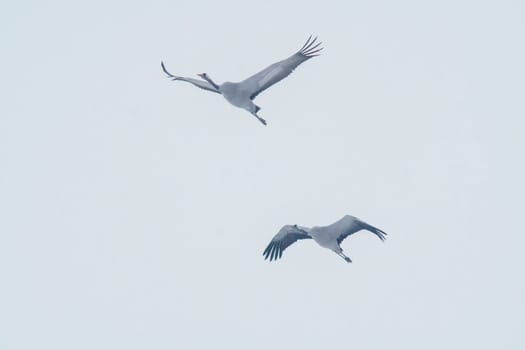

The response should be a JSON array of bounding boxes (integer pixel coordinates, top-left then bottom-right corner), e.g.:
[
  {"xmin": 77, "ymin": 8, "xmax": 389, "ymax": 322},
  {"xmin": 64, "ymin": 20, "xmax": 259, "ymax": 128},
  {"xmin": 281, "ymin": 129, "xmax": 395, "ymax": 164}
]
[{"xmin": 1, "ymin": 0, "xmax": 524, "ymax": 349}]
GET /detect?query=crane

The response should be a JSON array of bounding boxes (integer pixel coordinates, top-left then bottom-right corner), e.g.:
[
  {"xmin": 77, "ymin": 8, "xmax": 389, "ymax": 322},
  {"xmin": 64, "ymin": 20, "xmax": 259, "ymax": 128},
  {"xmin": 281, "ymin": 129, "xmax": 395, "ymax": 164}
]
[
  {"xmin": 263, "ymin": 215, "xmax": 387, "ymax": 263},
  {"xmin": 161, "ymin": 36, "xmax": 323, "ymax": 125}
]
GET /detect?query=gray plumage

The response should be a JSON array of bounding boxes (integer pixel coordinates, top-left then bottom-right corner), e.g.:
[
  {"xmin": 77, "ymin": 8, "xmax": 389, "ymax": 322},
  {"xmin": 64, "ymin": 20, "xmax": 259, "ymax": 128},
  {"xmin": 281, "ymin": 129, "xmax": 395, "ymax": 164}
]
[
  {"xmin": 263, "ymin": 215, "xmax": 387, "ymax": 263},
  {"xmin": 161, "ymin": 36, "xmax": 323, "ymax": 126}
]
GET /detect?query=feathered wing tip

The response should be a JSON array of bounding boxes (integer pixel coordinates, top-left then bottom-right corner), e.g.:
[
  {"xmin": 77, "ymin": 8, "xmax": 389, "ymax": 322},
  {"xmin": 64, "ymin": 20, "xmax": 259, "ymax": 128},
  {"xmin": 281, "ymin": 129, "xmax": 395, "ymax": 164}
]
[
  {"xmin": 360, "ymin": 221, "xmax": 388, "ymax": 241},
  {"xmin": 262, "ymin": 226, "xmax": 311, "ymax": 262},
  {"xmin": 262, "ymin": 240, "xmax": 283, "ymax": 262},
  {"xmin": 298, "ymin": 35, "xmax": 324, "ymax": 57},
  {"xmin": 161, "ymin": 61, "xmax": 179, "ymax": 80}
]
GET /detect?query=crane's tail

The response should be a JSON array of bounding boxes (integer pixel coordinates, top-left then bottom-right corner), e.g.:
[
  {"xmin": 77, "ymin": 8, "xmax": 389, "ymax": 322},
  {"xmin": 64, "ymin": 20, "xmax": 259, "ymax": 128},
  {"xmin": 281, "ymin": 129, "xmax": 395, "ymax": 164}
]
[{"xmin": 360, "ymin": 221, "xmax": 387, "ymax": 242}]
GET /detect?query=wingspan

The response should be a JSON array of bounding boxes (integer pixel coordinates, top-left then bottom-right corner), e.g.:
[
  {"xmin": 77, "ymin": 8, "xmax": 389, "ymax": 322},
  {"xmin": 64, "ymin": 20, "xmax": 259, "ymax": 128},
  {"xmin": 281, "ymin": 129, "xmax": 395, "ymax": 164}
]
[
  {"xmin": 263, "ymin": 225, "xmax": 312, "ymax": 261},
  {"xmin": 161, "ymin": 62, "xmax": 220, "ymax": 94},
  {"xmin": 240, "ymin": 36, "xmax": 323, "ymax": 100}
]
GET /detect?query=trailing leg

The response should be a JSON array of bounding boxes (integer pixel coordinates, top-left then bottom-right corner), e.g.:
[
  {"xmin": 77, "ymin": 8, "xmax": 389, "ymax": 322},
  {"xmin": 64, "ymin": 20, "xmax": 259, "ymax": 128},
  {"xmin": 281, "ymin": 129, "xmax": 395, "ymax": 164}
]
[
  {"xmin": 334, "ymin": 249, "xmax": 352, "ymax": 263},
  {"xmin": 251, "ymin": 111, "xmax": 267, "ymax": 125}
]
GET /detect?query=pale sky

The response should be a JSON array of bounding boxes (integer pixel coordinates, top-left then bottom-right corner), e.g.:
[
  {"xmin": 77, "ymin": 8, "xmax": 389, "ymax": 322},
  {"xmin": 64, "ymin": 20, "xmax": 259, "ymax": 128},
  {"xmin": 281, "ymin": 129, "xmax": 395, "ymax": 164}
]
[{"xmin": 1, "ymin": 0, "xmax": 524, "ymax": 349}]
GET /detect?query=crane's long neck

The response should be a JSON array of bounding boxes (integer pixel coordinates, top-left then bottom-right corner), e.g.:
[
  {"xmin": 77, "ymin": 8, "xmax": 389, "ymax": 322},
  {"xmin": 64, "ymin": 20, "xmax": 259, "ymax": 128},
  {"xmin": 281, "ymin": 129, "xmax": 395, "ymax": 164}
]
[{"xmin": 202, "ymin": 75, "xmax": 220, "ymax": 90}]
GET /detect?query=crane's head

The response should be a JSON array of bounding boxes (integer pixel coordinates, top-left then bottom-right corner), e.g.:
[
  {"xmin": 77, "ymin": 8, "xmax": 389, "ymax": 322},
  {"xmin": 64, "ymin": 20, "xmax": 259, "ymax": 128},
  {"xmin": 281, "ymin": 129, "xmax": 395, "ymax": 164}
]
[{"xmin": 197, "ymin": 73, "xmax": 208, "ymax": 79}]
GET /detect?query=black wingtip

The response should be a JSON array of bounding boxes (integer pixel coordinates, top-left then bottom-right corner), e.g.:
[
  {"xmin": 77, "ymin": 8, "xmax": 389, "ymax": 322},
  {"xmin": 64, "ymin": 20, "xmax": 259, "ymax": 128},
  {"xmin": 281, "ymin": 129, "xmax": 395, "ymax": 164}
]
[
  {"xmin": 299, "ymin": 35, "xmax": 323, "ymax": 57},
  {"xmin": 161, "ymin": 61, "xmax": 176, "ymax": 79},
  {"xmin": 375, "ymin": 228, "xmax": 387, "ymax": 241},
  {"xmin": 263, "ymin": 243, "xmax": 272, "ymax": 257},
  {"xmin": 299, "ymin": 35, "xmax": 313, "ymax": 51},
  {"xmin": 161, "ymin": 61, "xmax": 169, "ymax": 75}
]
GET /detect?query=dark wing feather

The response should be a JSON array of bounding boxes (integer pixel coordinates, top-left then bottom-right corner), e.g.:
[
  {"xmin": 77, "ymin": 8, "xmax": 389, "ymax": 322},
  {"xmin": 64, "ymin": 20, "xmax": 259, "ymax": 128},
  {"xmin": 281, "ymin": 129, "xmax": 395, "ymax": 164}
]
[
  {"xmin": 337, "ymin": 218, "xmax": 388, "ymax": 245},
  {"xmin": 263, "ymin": 226, "xmax": 312, "ymax": 262},
  {"xmin": 161, "ymin": 61, "xmax": 220, "ymax": 94},
  {"xmin": 240, "ymin": 36, "xmax": 323, "ymax": 100}
]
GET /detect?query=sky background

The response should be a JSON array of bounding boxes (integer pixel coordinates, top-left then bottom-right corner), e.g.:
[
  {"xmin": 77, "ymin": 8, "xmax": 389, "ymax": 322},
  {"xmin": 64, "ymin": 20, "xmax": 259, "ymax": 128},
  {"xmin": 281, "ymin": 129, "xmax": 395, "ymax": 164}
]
[{"xmin": 1, "ymin": 0, "xmax": 524, "ymax": 349}]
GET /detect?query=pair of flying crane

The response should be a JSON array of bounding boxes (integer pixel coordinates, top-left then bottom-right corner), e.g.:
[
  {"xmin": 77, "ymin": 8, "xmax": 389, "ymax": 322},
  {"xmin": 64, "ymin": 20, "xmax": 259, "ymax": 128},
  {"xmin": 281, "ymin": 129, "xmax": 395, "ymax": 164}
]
[{"xmin": 161, "ymin": 36, "xmax": 387, "ymax": 263}]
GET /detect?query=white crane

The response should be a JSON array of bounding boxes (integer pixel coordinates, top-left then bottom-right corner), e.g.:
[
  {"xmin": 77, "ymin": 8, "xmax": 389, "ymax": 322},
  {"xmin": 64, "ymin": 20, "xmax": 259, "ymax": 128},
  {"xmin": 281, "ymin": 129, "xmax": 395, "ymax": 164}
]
[
  {"xmin": 263, "ymin": 215, "xmax": 387, "ymax": 263},
  {"xmin": 161, "ymin": 36, "xmax": 323, "ymax": 125}
]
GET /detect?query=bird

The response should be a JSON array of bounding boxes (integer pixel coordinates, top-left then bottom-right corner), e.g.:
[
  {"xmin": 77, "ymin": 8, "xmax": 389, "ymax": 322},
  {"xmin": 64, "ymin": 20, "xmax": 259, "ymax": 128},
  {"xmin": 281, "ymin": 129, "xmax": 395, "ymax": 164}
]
[
  {"xmin": 161, "ymin": 35, "xmax": 323, "ymax": 126},
  {"xmin": 263, "ymin": 215, "xmax": 387, "ymax": 263}
]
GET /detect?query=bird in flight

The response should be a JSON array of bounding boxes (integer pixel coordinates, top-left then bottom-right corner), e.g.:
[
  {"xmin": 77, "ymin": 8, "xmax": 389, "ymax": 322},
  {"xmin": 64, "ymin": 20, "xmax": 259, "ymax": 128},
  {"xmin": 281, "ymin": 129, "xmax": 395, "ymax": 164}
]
[
  {"xmin": 161, "ymin": 36, "xmax": 323, "ymax": 126},
  {"xmin": 263, "ymin": 215, "xmax": 387, "ymax": 263}
]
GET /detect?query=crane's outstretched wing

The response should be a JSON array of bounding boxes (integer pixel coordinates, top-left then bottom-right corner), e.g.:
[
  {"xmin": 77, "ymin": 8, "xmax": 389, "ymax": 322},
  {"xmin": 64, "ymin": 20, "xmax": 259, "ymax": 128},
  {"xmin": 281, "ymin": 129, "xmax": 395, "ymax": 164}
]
[
  {"xmin": 240, "ymin": 36, "xmax": 323, "ymax": 100},
  {"xmin": 161, "ymin": 62, "xmax": 220, "ymax": 94},
  {"xmin": 263, "ymin": 225, "xmax": 312, "ymax": 262},
  {"xmin": 336, "ymin": 217, "xmax": 388, "ymax": 245}
]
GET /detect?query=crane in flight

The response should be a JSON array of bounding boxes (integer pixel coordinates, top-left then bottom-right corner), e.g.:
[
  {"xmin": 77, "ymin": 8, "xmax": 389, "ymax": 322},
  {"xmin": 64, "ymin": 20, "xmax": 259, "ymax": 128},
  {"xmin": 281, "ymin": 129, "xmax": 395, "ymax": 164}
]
[
  {"xmin": 263, "ymin": 215, "xmax": 387, "ymax": 263},
  {"xmin": 161, "ymin": 36, "xmax": 323, "ymax": 126}
]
